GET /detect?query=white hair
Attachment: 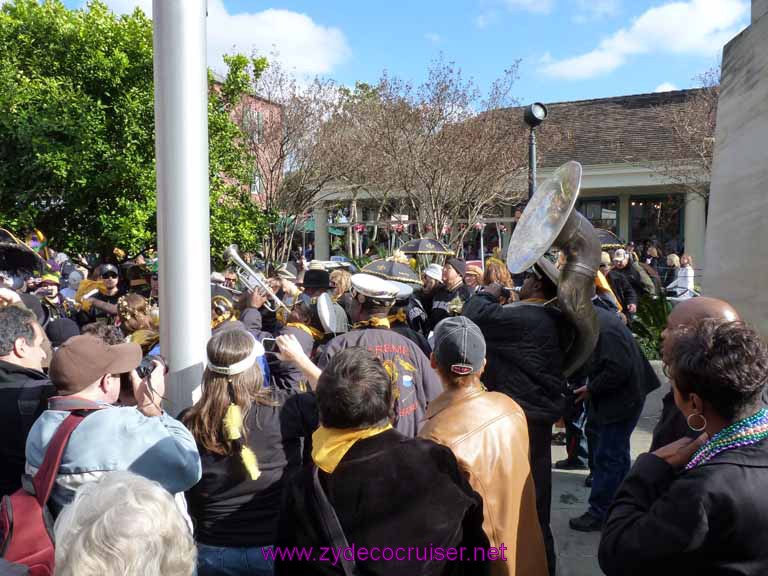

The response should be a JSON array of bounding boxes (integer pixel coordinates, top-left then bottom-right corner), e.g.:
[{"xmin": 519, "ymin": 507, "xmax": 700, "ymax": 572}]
[{"xmin": 54, "ymin": 472, "xmax": 196, "ymax": 576}]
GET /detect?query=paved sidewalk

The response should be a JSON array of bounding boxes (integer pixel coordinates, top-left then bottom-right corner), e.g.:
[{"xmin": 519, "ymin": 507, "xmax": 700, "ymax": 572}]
[{"xmin": 550, "ymin": 366, "xmax": 667, "ymax": 576}]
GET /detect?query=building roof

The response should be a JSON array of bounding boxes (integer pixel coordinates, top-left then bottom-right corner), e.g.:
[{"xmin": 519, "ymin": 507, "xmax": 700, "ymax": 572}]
[{"xmin": 515, "ymin": 89, "xmax": 707, "ymax": 168}]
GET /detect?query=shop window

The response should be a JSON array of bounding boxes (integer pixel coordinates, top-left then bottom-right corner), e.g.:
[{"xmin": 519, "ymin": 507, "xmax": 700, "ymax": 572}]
[
  {"xmin": 576, "ymin": 198, "xmax": 618, "ymax": 234},
  {"xmin": 630, "ymin": 195, "xmax": 684, "ymax": 255}
]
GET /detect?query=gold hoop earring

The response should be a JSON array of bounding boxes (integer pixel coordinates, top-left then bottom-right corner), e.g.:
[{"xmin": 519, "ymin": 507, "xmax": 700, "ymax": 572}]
[{"xmin": 687, "ymin": 412, "xmax": 707, "ymax": 432}]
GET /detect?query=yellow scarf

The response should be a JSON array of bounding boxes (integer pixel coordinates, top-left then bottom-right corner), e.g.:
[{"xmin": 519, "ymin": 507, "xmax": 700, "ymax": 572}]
[
  {"xmin": 286, "ymin": 322, "xmax": 325, "ymax": 341},
  {"xmin": 312, "ymin": 424, "xmax": 393, "ymax": 473},
  {"xmin": 352, "ymin": 316, "xmax": 391, "ymax": 330},
  {"xmin": 387, "ymin": 308, "xmax": 408, "ymax": 325}
]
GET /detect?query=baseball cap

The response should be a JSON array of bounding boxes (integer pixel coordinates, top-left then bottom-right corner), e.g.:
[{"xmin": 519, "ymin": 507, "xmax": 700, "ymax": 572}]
[
  {"xmin": 49, "ymin": 335, "xmax": 142, "ymax": 395},
  {"xmin": 613, "ymin": 249, "xmax": 627, "ymax": 262},
  {"xmin": 424, "ymin": 264, "xmax": 443, "ymax": 282},
  {"xmin": 433, "ymin": 316, "xmax": 486, "ymax": 376},
  {"xmin": 100, "ymin": 263, "xmax": 119, "ymax": 277},
  {"xmin": 465, "ymin": 264, "xmax": 483, "ymax": 278}
]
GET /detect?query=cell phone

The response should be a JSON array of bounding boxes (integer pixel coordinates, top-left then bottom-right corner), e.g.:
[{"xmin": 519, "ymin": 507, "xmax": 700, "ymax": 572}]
[{"xmin": 262, "ymin": 338, "xmax": 279, "ymax": 354}]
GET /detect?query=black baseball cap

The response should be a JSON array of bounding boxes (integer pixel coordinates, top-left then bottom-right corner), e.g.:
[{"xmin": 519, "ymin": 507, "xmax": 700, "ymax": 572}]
[
  {"xmin": 433, "ymin": 316, "xmax": 486, "ymax": 375},
  {"xmin": 101, "ymin": 263, "xmax": 119, "ymax": 277}
]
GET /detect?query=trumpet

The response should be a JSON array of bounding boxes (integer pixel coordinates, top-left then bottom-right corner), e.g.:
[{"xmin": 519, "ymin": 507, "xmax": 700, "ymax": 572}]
[{"xmin": 222, "ymin": 244, "xmax": 288, "ymax": 313}]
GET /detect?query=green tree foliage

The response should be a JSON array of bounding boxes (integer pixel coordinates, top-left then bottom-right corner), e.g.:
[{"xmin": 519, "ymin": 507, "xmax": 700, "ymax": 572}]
[{"xmin": 0, "ymin": 0, "xmax": 271, "ymax": 264}]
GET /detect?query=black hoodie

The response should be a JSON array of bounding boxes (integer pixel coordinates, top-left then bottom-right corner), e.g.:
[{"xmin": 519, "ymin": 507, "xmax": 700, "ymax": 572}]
[{"xmin": 0, "ymin": 359, "xmax": 56, "ymax": 496}]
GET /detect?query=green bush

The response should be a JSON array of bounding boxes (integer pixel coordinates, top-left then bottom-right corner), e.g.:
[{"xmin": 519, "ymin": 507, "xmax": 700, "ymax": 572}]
[{"xmin": 632, "ymin": 294, "xmax": 672, "ymax": 360}]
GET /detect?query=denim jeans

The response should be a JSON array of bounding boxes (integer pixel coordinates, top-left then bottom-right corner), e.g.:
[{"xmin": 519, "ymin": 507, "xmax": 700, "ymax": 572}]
[
  {"xmin": 587, "ymin": 405, "xmax": 643, "ymax": 521},
  {"xmin": 197, "ymin": 543, "xmax": 274, "ymax": 576}
]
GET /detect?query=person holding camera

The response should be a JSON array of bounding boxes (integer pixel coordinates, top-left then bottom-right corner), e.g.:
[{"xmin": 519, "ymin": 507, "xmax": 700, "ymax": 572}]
[{"xmin": 24, "ymin": 334, "xmax": 201, "ymax": 511}]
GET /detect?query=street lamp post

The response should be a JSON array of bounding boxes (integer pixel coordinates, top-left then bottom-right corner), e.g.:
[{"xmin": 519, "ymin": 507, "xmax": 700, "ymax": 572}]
[
  {"xmin": 524, "ymin": 103, "xmax": 548, "ymax": 199},
  {"xmin": 153, "ymin": 0, "xmax": 210, "ymax": 413}
]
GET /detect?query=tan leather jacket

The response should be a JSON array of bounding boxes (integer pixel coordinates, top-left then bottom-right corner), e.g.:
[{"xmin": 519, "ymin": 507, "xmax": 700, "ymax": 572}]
[{"xmin": 419, "ymin": 387, "xmax": 548, "ymax": 576}]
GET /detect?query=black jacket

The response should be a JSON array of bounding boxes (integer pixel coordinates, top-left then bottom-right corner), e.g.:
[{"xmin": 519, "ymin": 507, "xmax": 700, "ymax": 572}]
[
  {"xmin": 463, "ymin": 293, "xmax": 567, "ymax": 423},
  {"xmin": 185, "ymin": 391, "xmax": 317, "ymax": 547},
  {"xmin": 599, "ymin": 439, "xmax": 768, "ymax": 575},
  {"xmin": 612, "ymin": 265, "xmax": 647, "ymax": 299},
  {"xmin": 275, "ymin": 429, "xmax": 490, "ymax": 576},
  {"xmin": 428, "ymin": 283, "xmax": 473, "ymax": 331},
  {"xmin": 606, "ymin": 270, "xmax": 637, "ymax": 310},
  {"xmin": 586, "ymin": 307, "xmax": 660, "ymax": 425},
  {"xmin": 0, "ymin": 360, "xmax": 56, "ymax": 496},
  {"xmin": 649, "ymin": 390, "xmax": 699, "ymax": 451},
  {"xmin": 268, "ymin": 324, "xmax": 316, "ymax": 393}
]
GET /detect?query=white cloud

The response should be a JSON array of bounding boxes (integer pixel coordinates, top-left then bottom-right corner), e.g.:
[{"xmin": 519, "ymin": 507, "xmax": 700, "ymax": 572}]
[
  {"xmin": 424, "ymin": 32, "xmax": 442, "ymax": 45},
  {"xmin": 541, "ymin": 0, "xmax": 748, "ymax": 80},
  {"xmin": 99, "ymin": 0, "xmax": 350, "ymax": 76},
  {"xmin": 654, "ymin": 82, "xmax": 679, "ymax": 92},
  {"xmin": 503, "ymin": 0, "xmax": 554, "ymax": 14}
]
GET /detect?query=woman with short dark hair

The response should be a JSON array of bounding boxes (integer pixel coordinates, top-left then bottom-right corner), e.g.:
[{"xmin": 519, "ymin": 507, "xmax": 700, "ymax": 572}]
[
  {"xmin": 275, "ymin": 348, "xmax": 490, "ymax": 575},
  {"xmin": 599, "ymin": 319, "xmax": 768, "ymax": 575}
]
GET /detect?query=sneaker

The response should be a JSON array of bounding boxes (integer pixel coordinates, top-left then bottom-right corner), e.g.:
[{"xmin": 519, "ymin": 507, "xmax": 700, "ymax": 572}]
[
  {"xmin": 569, "ymin": 512, "xmax": 603, "ymax": 532},
  {"xmin": 584, "ymin": 473, "xmax": 593, "ymax": 487},
  {"xmin": 554, "ymin": 458, "xmax": 589, "ymax": 470}
]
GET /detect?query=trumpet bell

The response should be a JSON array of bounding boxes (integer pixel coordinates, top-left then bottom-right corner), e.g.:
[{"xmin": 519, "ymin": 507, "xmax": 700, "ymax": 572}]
[{"xmin": 315, "ymin": 292, "xmax": 338, "ymax": 334}]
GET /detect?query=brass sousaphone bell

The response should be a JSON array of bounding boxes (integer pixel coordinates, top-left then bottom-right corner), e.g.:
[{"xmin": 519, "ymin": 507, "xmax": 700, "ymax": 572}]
[{"xmin": 506, "ymin": 161, "xmax": 601, "ymax": 376}]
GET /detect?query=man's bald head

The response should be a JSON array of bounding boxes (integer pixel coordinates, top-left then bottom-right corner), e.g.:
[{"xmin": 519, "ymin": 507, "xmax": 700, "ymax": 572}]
[
  {"xmin": 666, "ymin": 297, "xmax": 740, "ymax": 330},
  {"xmin": 662, "ymin": 297, "xmax": 741, "ymax": 363}
]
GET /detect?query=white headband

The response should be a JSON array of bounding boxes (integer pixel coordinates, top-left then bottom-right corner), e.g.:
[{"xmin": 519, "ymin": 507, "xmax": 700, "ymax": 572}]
[{"xmin": 207, "ymin": 332, "xmax": 263, "ymax": 376}]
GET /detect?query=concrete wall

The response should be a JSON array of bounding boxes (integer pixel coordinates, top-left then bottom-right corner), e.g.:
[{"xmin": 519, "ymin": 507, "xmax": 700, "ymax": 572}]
[{"xmin": 705, "ymin": 7, "xmax": 768, "ymax": 334}]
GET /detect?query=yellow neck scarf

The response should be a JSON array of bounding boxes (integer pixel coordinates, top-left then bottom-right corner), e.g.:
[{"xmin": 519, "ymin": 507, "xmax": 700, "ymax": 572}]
[
  {"xmin": 353, "ymin": 315, "xmax": 391, "ymax": 330},
  {"xmin": 286, "ymin": 322, "xmax": 325, "ymax": 341},
  {"xmin": 387, "ymin": 308, "xmax": 408, "ymax": 325},
  {"xmin": 312, "ymin": 424, "xmax": 393, "ymax": 473}
]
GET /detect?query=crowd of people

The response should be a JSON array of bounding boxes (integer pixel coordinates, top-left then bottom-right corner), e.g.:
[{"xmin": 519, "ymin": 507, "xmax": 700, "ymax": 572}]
[{"xmin": 1, "ymin": 236, "xmax": 766, "ymax": 576}]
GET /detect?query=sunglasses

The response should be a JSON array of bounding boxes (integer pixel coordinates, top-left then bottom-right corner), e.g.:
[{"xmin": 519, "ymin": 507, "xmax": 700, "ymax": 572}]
[{"xmin": 102, "ymin": 273, "xmax": 118, "ymax": 279}]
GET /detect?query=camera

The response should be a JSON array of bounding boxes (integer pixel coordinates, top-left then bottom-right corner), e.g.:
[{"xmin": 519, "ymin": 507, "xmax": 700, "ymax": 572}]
[
  {"xmin": 137, "ymin": 354, "xmax": 165, "ymax": 380},
  {"xmin": 262, "ymin": 338, "xmax": 279, "ymax": 354}
]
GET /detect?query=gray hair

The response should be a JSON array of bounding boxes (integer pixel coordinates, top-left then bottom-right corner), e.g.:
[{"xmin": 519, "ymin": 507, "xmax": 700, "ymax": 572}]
[
  {"xmin": 54, "ymin": 472, "xmax": 196, "ymax": 576},
  {"xmin": 0, "ymin": 305, "xmax": 37, "ymax": 357}
]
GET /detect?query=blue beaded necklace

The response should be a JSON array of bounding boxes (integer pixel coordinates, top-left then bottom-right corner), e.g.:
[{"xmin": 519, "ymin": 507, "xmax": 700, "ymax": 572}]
[{"xmin": 685, "ymin": 408, "xmax": 768, "ymax": 471}]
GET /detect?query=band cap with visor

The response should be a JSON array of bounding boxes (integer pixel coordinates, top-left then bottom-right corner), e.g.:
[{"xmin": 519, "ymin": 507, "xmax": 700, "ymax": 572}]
[{"xmin": 351, "ymin": 273, "xmax": 399, "ymax": 306}]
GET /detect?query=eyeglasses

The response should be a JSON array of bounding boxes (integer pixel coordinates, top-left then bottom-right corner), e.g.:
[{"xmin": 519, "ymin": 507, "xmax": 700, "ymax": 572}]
[{"xmin": 102, "ymin": 273, "xmax": 118, "ymax": 279}]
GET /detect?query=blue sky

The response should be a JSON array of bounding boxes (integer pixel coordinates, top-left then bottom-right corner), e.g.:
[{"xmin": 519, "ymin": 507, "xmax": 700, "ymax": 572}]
[{"xmin": 66, "ymin": 0, "xmax": 749, "ymax": 104}]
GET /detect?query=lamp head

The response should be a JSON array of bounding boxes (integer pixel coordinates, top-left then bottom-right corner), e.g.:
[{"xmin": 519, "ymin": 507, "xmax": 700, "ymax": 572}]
[{"xmin": 524, "ymin": 102, "xmax": 548, "ymax": 128}]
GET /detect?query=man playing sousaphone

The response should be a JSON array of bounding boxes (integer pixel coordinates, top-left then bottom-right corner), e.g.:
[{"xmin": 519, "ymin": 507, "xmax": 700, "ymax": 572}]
[{"xmin": 463, "ymin": 162, "xmax": 602, "ymax": 576}]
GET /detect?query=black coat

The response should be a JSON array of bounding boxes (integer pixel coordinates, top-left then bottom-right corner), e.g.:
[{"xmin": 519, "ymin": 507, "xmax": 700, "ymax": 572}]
[
  {"xmin": 599, "ymin": 439, "xmax": 768, "ymax": 575},
  {"xmin": 275, "ymin": 429, "xmax": 490, "ymax": 576},
  {"xmin": 428, "ymin": 283, "xmax": 473, "ymax": 331},
  {"xmin": 586, "ymin": 307, "xmax": 660, "ymax": 425},
  {"xmin": 649, "ymin": 390, "xmax": 699, "ymax": 451},
  {"xmin": 463, "ymin": 293, "xmax": 567, "ymax": 423},
  {"xmin": 606, "ymin": 270, "xmax": 637, "ymax": 309},
  {"xmin": 0, "ymin": 360, "xmax": 56, "ymax": 496}
]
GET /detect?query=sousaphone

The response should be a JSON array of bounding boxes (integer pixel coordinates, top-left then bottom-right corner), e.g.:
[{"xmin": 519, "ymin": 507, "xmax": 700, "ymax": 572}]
[{"xmin": 507, "ymin": 161, "xmax": 601, "ymax": 376}]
